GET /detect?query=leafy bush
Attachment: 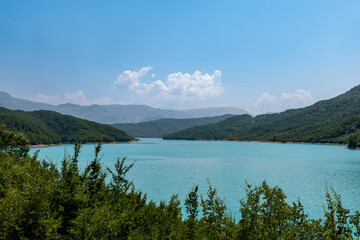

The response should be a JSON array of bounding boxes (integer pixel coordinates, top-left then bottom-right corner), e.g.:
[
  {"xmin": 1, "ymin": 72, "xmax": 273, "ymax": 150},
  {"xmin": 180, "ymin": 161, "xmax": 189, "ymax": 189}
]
[{"xmin": 1, "ymin": 126, "xmax": 360, "ymax": 239}]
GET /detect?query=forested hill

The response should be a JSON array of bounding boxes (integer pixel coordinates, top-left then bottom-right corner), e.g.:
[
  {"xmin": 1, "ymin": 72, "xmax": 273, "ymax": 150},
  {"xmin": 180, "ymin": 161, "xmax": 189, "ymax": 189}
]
[
  {"xmin": 0, "ymin": 107, "xmax": 134, "ymax": 144},
  {"xmin": 164, "ymin": 84, "xmax": 360, "ymax": 144},
  {"xmin": 112, "ymin": 114, "xmax": 233, "ymax": 137}
]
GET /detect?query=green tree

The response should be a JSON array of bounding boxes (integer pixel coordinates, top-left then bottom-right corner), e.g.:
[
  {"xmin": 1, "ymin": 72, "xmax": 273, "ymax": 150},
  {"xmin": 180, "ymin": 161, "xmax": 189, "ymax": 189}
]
[
  {"xmin": 348, "ymin": 134, "xmax": 359, "ymax": 148},
  {"xmin": 185, "ymin": 185, "xmax": 200, "ymax": 240},
  {"xmin": 350, "ymin": 210, "xmax": 360, "ymax": 239},
  {"xmin": 323, "ymin": 185, "xmax": 352, "ymax": 239},
  {"xmin": 84, "ymin": 143, "xmax": 107, "ymax": 201},
  {"xmin": 56, "ymin": 142, "xmax": 84, "ymax": 238},
  {"xmin": 0, "ymin": 124, "xmax": 29, "ymax": 156},
  {"xmin": 237, "ymin": 181, "xmax": 318, "ymax": 239},
  {"xmin": 200, "ymin": 180, "xmax": 234, "ymax": 239},
  {"xmin": 108, "ymin": 156, "xmax": 135, "ymax": 196}
]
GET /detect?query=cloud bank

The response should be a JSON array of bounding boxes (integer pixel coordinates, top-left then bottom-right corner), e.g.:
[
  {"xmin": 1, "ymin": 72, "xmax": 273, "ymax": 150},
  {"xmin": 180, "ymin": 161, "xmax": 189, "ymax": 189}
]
[
  {"xmin": 33, "ymin": 90, "xmax": 114, "ymax": 106},
  {"xmin": 115, "ymin": 66, "xmax": 153, "ymax": 91},
  {"xmin": 115, "ymin": 67, "xmax": 224, "ymax": 106},
  {"xmin": 254, "ymin": 89, "xmax": 315, "ymax": 114},
  {"xmin": 33, "ymin": 66, "xmax": 225, "ymax": 108}
]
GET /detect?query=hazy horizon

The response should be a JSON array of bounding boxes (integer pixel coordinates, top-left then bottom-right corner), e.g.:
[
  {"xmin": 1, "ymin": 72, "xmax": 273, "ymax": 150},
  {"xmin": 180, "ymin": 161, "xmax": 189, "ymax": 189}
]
[
  {"xmin": 1, "ymin": 1, "xmax": 360, "ymax": 114},
  {"xmin": 1, "ymin": 89, "xmax": 250, "ymax": 112}
]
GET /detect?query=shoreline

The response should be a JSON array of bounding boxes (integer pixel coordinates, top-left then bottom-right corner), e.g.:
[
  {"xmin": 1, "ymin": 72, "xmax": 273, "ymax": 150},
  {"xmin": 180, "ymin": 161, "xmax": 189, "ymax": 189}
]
[
  {"xmin": 246, "ymin": 140, "xmax": 346, "ymax": 146},
  {"xmin": 230, "ymin": 139, "xmax": 346, "ymax": 146},
  {"xmin": 30, "ymin": 143, "xmax": 61, "ymax": 148},
  {"xmin": 30, "ymin": 138, "xmax": 350, "ymax": 148},
  {"xmin": 30, "ymin": 139, "xmax": 139, "ymax": 148},
  {"xmin": 163, "ymin": 138, "xmax": 347, "ymax": 146}
]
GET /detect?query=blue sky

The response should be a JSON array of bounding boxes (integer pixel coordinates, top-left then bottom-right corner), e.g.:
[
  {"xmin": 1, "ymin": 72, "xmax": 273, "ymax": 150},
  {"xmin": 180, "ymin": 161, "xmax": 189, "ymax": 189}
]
[{"xmin": 1, "ymin": 0, "xmax": 360, "ymax": 114}]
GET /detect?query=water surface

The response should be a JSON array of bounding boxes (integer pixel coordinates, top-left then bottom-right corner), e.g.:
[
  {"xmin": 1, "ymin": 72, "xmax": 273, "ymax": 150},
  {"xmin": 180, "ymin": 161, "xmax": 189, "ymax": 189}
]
[{"xmin": 31, "ymin": 139, "xmax": 360, "ymax": 219}]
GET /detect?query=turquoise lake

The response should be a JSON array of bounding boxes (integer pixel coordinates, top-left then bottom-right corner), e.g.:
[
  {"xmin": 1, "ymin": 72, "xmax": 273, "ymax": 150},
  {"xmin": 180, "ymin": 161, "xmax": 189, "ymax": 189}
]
[{"xmin": 30, "ymin": 138, "xmax": 360, "ymax": 220}]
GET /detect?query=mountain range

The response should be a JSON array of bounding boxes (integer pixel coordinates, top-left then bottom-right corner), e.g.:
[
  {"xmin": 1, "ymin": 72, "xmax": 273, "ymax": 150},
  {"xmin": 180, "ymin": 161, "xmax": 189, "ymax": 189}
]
[
  {"xmin": 112, "ymin": 114, "xmax": 234, "ymax": 138},
  {"xmin": 164, "ymin": 84, "xmax": 360, "ymax": 144},
  {"xmin": 0, "ymin": 91, "xmax": 248, "ymax": 124}
]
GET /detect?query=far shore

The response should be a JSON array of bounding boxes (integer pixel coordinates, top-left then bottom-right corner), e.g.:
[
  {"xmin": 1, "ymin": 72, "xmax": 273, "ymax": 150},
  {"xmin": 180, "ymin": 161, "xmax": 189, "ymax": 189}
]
[
  {"xmin": 30, "ymin": 143, "xmax": 61, "ymax": 148},
  {"xmin": 30, "ymin": 138, "xmax": 351, "ymax": 148},
  {"xmin": 30, "ymin": 139, "xmax": 139, "ymax": 148},
  {"xmin": 227, "ymin": 139, "xmax": 346, "ymax": 146},
  {"xmin": 247, "ymin": 140, "xmax": 346, "ymax": 146},
  {"xmin": 164, "ymin": 138, "xmax": 348, "ymax": 146}
]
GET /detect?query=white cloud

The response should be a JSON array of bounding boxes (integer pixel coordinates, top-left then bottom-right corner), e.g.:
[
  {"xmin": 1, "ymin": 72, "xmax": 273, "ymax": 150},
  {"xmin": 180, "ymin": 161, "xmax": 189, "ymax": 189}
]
[
  {"xmin": 253, "ymin": 89, "xmax": 315, "ymax": 114},
  {"xmin": 280, "ymin": 89, "xmax": 314, "ymax": 109},
  {"xmin": 32, "ymin": 94, "xmax": 63, "ymax": 105},
  {"xmin": 115, "ymin": 67, "xmax": 224, "ymax": 105},
  {"xmin": 255, "ymin": 92, "xmax": 277, "ymax": 105},
  {"xmin": 254, "ymin": 92, "xmax": 278, "ymax": 114},
  {"xmin": 33, "ymin": 90, "xmax": 114, "ymax": 106},
  {"xmin": 114, "ymin": 66, "xmax": 153, "ymax": 90},
  {"xmin": 64, "ymin": 90, "xmax": 89, "ymax": 105},
  {"xmin": 92, "ymin": 97, "xmax": 113, "ymax": 105}
]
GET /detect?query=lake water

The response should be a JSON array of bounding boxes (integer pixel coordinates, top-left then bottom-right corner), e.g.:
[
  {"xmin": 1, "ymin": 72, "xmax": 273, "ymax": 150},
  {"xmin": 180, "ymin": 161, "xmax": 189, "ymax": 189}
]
[{"xmin": 30, "ymin": 138, "xmax": 360, "ymax": 220}]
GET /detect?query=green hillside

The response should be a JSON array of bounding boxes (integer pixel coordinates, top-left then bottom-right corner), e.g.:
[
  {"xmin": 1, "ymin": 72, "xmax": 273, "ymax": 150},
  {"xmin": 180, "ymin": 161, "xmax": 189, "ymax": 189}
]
[
  {"xmin": 0, "ymin": 107, "xmax": 134, "ymax": 144},
  {"xmin": 164, "ymin": 84, "xmax": 360, "ymax": 144},
  {"xmin": 112, "ymin": 114, "xmax": 233, "ymax": 137}
]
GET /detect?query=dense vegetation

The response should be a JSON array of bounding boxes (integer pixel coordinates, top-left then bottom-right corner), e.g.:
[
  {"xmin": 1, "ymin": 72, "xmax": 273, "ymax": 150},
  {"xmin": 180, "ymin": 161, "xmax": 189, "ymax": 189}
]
[
  {"xmin": 1, "ymin": 126, "xmax": 360, "ymax": 239},
  {"xmin": 348, "ymin": 133, "xmax": 360, "ymax": 149},
  {"xmin": 0, "ymin": 107, "xmax": 134, "ymax": 144},
  {"xmin": 112, "ymin": 114, "xmax": 233, "ymax": 138},
  {"xmin": 165, "ymin": 84, "xmax": 360, "ymax": 146}
]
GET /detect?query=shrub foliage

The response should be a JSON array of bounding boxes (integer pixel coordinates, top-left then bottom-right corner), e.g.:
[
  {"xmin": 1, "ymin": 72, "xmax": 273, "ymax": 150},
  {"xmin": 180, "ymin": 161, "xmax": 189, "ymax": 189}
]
[{"xmin": 1, "ymin": 126, "xmax": 360, "ymax": 239}]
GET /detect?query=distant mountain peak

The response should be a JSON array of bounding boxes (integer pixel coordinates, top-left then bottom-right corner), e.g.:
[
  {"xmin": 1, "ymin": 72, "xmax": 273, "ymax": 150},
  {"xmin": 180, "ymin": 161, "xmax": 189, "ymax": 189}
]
[
  {"xmin": 0, "ymin": 90, "xmax": 249, "ymax": 124},
  {"xmin": 0, "ymin": 91, "xmax": 12, "ymax": 98}
]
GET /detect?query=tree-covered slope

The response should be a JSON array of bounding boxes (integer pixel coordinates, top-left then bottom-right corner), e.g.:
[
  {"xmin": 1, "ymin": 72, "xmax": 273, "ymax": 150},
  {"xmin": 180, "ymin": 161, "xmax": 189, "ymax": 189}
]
[
  {"xmin": 0, "ymin": 107, "xmax": 134, "ymax": 144},
  {"xmin": 112, "ymin": 114, "xmax": 233, "ymax": 137},
  {"xmin": 164, "ymin": 84, "xmax": 360, "ymax": 144}
]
